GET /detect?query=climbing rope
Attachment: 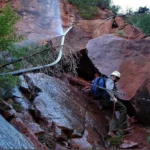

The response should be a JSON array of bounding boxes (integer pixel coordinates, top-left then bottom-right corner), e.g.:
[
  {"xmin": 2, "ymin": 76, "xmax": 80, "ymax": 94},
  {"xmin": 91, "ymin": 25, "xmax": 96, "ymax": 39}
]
[
  {"xmin": 90, "ymin": 83, "xmax": 125, "ymax": 96},
  {"xmin": 90, "ymin": 83, "xmax": 150, "ymax": 102}
]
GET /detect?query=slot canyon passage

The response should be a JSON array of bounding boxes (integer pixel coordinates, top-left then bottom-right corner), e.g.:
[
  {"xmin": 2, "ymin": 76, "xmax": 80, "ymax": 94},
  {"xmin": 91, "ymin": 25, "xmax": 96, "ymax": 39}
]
[{"xmin": 0, "ymin": 0, "xmax": 150, "ymax": 149}]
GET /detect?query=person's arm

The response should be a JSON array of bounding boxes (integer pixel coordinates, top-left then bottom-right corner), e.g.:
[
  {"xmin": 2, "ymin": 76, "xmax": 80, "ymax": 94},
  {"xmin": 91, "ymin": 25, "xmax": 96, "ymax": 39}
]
[{"xmin": 105, "ymin": 78, "xmax": 117, "ymax": 102}]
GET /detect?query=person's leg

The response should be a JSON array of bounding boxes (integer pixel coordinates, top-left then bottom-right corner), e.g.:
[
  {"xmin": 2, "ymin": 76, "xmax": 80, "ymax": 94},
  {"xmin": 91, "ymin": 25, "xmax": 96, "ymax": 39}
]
[
  {"xmin": 106, "ymin": 102, "xmax": 118, "ymax": 135},
  {"xmin": 102, "ymin": 93, "xmax": 118, "ymax": 136},
  {"xmin": 109, "ymin": 115, "xmax": 118, "ymax": 133},
  {"xmin": 115, "ymin": 101, "xmax": 127, "ymax": 129}
]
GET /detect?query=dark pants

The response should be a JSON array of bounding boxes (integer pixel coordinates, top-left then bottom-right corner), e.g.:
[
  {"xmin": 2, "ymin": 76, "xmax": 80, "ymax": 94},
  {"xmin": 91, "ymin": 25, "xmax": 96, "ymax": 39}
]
[{"xmin": 101, "ymin": 97, "xmax": 127, "ymax": 132}]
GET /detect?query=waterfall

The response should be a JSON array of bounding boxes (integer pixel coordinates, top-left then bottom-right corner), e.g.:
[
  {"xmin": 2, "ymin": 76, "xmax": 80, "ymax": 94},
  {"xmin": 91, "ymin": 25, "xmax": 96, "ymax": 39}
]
[
  {"xmin": 0, "ymin": 0, "xmax": 74, "ymax": 76},
  {"xmin": 15, "ymin": 0, "xmax": 63, "ymax": 41}
]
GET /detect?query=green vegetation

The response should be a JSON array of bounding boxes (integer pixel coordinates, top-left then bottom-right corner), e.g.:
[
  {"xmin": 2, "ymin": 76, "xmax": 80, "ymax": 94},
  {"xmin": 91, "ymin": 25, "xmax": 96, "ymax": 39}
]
[
  {"xmin": 110, "ymin": 5, "xmax": 120, "ymax": 15},
  {"xmin": 12, "ymin": 102, "xmax": 22, "ymax": 112},
  {"xmin": 116, "ymin": 30, "xmax": 126, "ymax": 37},
  {"xmin": 0, "ymin": 4, "xmax": 22, "ymax": 51},
  {"xmin": 126, "ymin": 14, "xmax": 150, "ymax": 35},
  {"xmin": 108, "ymin": 134, "xmax": 124, "ymax": 148},
  {"xmin": 0, "ymin": 76, "xmax": 20, "ymax": 94},
  {"xmin": 125, "ymin": 7, "xmax": 150, "ymax": 35},
  {"xmin": 68, "ymin": 0, "xmax": 98, "ymax": 19},
  {"xmin": 21, "ymin": 43, "xmax": 80, "ymax": 76},
  {"xmin": 0, "ymin": 4, "xmax": 24, "ymax": 97},
  {"xmin": 68, "ymin": 0, "xmax": 120, "ymax": 19}
]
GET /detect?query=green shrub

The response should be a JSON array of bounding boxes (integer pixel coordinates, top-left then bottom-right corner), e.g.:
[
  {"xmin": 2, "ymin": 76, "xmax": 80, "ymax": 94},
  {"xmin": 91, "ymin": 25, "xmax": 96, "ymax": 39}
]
[
  {"xmin": 0, "ymin": 76, "xmax": 20, "ymax": 97},
  {"xmin": 116, "ymin": 30, "xmax": 126, "ymax": 37},
  {"xmin": 98, "ymin": 0, "xmax": 111, "ymax": 8},
  {"xmin": 108, "ymin": 134, "xmax": 124, "ymax": 147},
  {"xmin": 0, "ymin": 4, "xmax": 22, "ymax": 51},
  {"xmin": 12, "ymin": 102, "xmax": 22, "ymax": 112},
  {"xmin": 126, "ymin": 14, "xmax": 150, "ymax": 35},
  {"xmin": 79, "ymin": 6, "xmax": 98, "ymax": 20},
  {"xmin": 0, "ymin": 4, "xmax": 80, "ymax": 98},
  {"xmin": 68, "ymin": 0, "xmax": 120, "ymax": 19},
  {"xmin": 0, "ymin": 4, "xmax": 24, "ymax": 97},
  {"xmin": 68, "ymin": 0, "xmax": 98, "ymax": 19},
  {"xmin": 110, "ymin": 5, "xmax": 121, "ymax": 15},
  {"xmin": 21, "ymin": 43, "xmax": 80, "ymax": 76}
]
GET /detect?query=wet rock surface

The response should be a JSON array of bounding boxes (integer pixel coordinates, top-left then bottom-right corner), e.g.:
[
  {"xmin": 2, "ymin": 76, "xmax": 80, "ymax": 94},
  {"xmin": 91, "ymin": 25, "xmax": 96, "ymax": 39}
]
[
  {"xmin": 12, "ymin": 0, "xmax": 63, "ymax": 41},
  {"xmin": 11, "ymin": 117, "xmax": 48, "ymax": 150},
  {"xmin": 0, "ymin": 115, "xmax": 34, "ymax": 149},
  {"xmin": 0, "ymin": 73, "xmax": 110, "ymax": 149},
  {"xmin": 24, "ymin": 73, "xmax": 108, "ymax": 148},
  {"xmin": 0, "ymin": 73, "xmax": 150, "ymax": 149}
]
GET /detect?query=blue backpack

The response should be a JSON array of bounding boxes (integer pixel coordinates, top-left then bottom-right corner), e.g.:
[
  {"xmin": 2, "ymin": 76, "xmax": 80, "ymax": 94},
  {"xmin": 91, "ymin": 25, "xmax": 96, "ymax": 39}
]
[{"xmin": 91, "ymin": 77, "xmax": 107, "ymax": 98}]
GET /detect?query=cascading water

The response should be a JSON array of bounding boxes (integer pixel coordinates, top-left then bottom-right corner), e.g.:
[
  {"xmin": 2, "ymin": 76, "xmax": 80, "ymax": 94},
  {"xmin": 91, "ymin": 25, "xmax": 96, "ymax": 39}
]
[
  {"xmin": 0, "ymin": 0, "xmax": 73, "ymax": 75},
  {"xmin": 15, "ymin": 0, "xmax": 63, "ymax": 41}
]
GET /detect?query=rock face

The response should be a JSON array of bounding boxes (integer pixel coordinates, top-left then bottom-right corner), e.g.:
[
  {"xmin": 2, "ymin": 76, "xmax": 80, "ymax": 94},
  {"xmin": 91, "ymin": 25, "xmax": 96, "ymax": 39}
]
[
  {"xmin": 113, "ymin": 17, "xmax": 146, "ymax": 39},
  {"xmin": 0, "ymin": 73, "xmax": 109, "ymax": 149},
  {"xmin": 1, "ymin": 73, "xmax": 150, "ymax": 149},
  {"xmin": 23, "ymin": 73, "xmax": 108, "ymax": 149},
  {"xmin": 86, "ymin": 34, "xmax": 150, "ymax": 100},
  {"xmin": 8, "ymin": 1, "xmax": 146, "ymax": 53},
  {"xmin": 60, "ymin": 0, "xmax": 78, "ymax": 28},
  {"xmin": 0, "ymin": 0, "xmax": 150, "ymax": 147},
  {"xmin": 132, "ymin": 80, "xmax": 150, "ymax": 125},
  {"xmin": 60, "ymin": 0, "xmax": 114, "ymax": 26},
  {"xmin": 12, "ymin": 0, "xmax": 63, "ymax": 41},
  {"xmin": 86, "ymin": 34, "xmax": 150, "ymax": 125},
  {"xmin": 63, "ymin": 17, "xmax": 146, "ymax": 54},
  {"xmin": 0, "ymin": 115, "xmax": 34, "ymax": 149}
]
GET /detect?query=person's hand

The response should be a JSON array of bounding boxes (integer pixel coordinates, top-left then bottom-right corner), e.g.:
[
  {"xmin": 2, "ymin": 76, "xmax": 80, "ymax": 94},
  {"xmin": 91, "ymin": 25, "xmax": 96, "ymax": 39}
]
[{"xmin": 113, "ymin": 97, "xmax": 117, "ymax": 103}]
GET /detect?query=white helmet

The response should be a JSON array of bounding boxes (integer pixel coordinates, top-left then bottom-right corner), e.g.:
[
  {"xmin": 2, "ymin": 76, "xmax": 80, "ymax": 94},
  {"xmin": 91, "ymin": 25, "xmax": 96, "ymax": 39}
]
[{"xmin": 111, "ymin": 71, "xmax": 121, "ymax": 78}]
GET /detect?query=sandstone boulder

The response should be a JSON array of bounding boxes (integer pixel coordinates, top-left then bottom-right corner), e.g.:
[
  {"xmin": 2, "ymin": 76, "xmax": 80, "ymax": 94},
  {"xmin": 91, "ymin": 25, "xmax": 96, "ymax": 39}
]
[
  {"xmin": 63, "ymin": 18, "xmax": 146, "ymax": 54},
  {"xmin": 86, "ymin": 34, "xmax": 150, "ymax": 100}
]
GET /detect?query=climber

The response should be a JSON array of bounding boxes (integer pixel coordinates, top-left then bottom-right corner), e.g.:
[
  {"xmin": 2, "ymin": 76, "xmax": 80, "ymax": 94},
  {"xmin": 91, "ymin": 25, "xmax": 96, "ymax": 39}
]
[{"xmin": 91, "ymin": 71, "xmax": 132, "ymax": 137}]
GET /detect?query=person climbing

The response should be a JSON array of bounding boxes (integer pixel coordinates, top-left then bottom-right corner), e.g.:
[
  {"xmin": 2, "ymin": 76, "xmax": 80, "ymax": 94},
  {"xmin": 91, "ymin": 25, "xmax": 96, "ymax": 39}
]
[{"xmin": 91, "ymin": 71, "xmax": 132, "ymax": 137}]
